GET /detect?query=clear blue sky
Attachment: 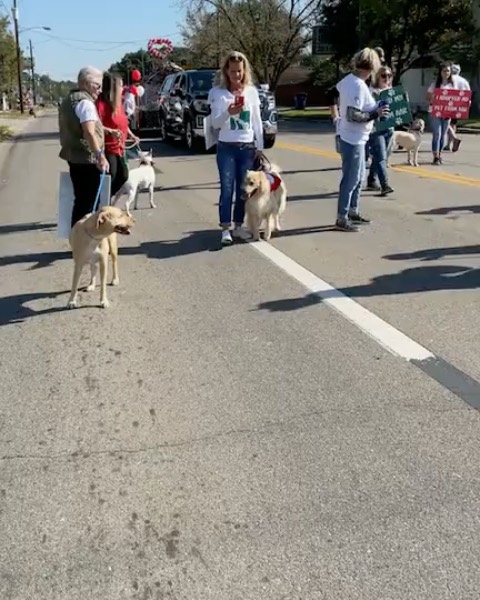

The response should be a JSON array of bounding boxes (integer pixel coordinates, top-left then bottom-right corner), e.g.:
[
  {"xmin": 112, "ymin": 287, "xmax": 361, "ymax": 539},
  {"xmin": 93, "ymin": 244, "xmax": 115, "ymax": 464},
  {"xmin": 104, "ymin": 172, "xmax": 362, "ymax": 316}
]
[{"xmin": 6, "ymin": 0, "xmax": 184, "ymax": 81}]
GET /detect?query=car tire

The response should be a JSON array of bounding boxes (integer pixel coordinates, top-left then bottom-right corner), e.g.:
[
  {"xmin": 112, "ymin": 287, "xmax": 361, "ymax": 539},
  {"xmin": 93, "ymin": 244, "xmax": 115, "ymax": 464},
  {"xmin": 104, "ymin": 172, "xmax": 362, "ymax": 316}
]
[
  {"xmin": 159, "ymin": 116, "xmax": 168, "ymax": 142},
  {"xmin": 185, "ymin": 119, "xmax": 203, "ymax": 152},
  {"xmin": 264, "ymin": 135, "xmax": 276, "ymax": 149}
]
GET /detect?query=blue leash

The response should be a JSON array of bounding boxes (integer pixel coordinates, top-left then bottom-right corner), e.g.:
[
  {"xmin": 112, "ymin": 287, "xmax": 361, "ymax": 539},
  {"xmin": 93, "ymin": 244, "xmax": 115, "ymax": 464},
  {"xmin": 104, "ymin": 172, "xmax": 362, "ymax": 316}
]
[{"xmin": 92, "ymin": 169, "xmax": 107, "ymax": 213}]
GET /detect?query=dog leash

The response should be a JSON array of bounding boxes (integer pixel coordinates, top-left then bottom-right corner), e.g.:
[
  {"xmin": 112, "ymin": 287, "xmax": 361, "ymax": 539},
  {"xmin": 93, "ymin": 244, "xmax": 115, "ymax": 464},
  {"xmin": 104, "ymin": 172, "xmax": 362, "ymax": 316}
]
[{"xmin": 92, "ymin": 169, "xmax": 107, "ymax": 213}]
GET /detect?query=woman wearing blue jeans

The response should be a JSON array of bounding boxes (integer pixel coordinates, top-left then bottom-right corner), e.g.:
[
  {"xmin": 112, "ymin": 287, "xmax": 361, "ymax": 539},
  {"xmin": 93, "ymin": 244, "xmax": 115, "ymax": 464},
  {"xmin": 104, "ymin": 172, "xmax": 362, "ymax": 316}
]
[
  {"xmin": 336, "ymin": 48, "xmax": 389, "ymax": 232},
  {"xmin": 426, "ymin": 62, "xmax": 456, "ymax": 165},
  {"xmin": 367, "ymin": 65, "xmax": 395, "ymax": 197},
  {"xmin": 208, "ymin": 51, "xmax": 264, "ymax": 246}
]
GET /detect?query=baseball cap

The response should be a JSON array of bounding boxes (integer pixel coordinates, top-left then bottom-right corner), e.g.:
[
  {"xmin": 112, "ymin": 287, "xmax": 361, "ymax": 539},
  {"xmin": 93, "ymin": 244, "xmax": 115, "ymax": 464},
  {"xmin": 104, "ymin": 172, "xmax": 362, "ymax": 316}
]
[{"xmin": 451, "ymin": 64, "xmax": 461, "ymax": 74}]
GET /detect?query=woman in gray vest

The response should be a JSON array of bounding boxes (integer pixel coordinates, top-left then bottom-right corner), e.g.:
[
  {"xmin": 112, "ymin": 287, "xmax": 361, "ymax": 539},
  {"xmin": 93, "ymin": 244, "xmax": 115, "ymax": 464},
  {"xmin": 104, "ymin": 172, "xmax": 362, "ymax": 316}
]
[{"xmin": 59, "ymin": 66, "xmax": 110, "ymax": 226}]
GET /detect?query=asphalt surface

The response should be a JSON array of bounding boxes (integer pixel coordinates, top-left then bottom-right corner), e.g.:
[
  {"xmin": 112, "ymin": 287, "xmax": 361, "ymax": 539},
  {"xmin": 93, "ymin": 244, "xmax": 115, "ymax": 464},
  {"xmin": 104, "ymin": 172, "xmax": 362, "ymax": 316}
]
[{"xmin": 1, "ymin": 113, "xmax": 480, "ymax": 599}]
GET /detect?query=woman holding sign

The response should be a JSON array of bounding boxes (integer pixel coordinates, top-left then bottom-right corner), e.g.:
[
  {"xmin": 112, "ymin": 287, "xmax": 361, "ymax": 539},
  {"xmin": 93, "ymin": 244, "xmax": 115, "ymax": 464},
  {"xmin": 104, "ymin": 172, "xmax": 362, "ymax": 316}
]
[
  {"xmin": 367, "ymin": 65, "xmax": 395, "ymax": 196},
  {"xmin": 426, "ymin": 62, "xmax": 458, "ymax": 165}
]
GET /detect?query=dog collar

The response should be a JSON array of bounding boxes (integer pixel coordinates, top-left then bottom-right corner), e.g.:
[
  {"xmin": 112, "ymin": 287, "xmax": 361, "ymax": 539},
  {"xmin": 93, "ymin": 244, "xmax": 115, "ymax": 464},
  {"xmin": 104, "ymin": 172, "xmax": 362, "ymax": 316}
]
[{"xmin": 85, "ymin": 229, "xmax": 104, "ymax": 241}]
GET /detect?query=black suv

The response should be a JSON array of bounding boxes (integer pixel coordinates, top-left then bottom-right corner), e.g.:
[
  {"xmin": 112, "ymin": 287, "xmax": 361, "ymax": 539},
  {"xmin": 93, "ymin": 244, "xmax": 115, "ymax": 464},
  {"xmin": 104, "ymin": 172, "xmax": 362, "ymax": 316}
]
[{"xmin": 156, "ymin": 69, "xmax": 278, "ymax": 151}]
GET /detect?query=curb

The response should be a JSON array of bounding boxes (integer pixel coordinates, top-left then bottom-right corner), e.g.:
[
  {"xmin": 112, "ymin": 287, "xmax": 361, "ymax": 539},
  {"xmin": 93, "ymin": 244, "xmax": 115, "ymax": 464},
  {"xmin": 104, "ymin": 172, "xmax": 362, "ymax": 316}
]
[
  {"xmin": 280, "ymin": 117, "xmax": 480, "ymax": 135},
  {"xmin": 457, "ymin": 127, "xmax": 480, "ymax": 135}
]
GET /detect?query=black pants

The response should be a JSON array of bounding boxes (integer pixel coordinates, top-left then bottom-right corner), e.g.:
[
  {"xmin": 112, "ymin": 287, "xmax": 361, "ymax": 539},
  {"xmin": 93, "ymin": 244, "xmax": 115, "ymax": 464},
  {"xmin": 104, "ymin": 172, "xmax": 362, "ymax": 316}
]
[
  {"xmin": 106, "ymin": 153, "xmax": 129, "ymax": 197},
  {"xmin": 68, "ymin": 162, "xmax": 102, "ymax": 227}
]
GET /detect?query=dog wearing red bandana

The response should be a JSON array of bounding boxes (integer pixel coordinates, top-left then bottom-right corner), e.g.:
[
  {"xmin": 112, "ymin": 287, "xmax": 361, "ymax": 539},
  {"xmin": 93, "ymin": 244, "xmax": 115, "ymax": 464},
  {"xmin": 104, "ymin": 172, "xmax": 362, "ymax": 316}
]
[{"xmin": 242, "ymin": 158, "xmax": 287, "ymax": 241}]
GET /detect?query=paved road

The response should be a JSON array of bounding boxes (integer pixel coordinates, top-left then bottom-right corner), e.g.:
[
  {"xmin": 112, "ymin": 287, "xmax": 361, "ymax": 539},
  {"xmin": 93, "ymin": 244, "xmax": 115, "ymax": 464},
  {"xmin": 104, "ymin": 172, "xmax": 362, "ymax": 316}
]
[{"xmin": 1, "ymin": 114, "xmax": 480, "ymax": 600}]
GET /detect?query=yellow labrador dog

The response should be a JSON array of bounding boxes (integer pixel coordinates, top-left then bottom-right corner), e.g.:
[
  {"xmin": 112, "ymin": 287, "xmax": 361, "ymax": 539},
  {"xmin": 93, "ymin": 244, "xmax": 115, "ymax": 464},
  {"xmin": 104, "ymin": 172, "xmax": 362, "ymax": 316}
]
[
  {"xmin": 67, "ymin": 205, "xmax": 134, "ymax": 309},
  {"xmin": 242, "ymin": 163, "xmax": 287, "ymax": 241}
]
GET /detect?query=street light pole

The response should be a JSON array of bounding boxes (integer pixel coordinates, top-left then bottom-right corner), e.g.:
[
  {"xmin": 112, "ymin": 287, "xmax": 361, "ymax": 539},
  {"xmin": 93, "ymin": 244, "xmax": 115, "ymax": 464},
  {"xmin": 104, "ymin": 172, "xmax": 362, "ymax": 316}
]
[
  {"xmin": 12, "ymin": 0, "xmax": 24, "ymax": 113},
  {"xmin": 29, "ymin": 39, "xmax": 36, "ymax": 105}
]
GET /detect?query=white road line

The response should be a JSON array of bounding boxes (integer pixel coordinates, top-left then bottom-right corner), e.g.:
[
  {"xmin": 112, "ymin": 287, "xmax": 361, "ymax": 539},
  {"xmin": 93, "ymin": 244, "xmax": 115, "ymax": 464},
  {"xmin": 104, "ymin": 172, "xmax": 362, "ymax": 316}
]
[{"xmin": 252, "ymin": 241, "xmax": 434, "ymax": 362}]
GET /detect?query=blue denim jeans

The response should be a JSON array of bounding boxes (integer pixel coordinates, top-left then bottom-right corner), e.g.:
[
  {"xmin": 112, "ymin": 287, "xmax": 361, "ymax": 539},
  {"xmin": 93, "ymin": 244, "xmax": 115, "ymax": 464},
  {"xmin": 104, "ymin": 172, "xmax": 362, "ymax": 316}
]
[
  {"xmin": 338, "ymin": 139, "xmax": 365, "ymax": 220},
  {"xmin": 368, "ymin": 129, "xmax": 393, "ymax": 189},
  {"xmin": 216, "ymin": 141, "xmax": 255, "ymax": 226},
  {"xmin": 430, "ymin": 116, "xmax": 450, "ymax": 154}
]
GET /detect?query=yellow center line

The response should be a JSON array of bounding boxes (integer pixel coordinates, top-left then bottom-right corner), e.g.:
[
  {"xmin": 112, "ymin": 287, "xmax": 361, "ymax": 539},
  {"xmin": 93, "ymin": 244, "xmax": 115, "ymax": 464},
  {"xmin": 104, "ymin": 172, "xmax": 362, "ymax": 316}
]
[{"xmin": 276, "ymin": 141, "xmax": 480, "ymax": 188}]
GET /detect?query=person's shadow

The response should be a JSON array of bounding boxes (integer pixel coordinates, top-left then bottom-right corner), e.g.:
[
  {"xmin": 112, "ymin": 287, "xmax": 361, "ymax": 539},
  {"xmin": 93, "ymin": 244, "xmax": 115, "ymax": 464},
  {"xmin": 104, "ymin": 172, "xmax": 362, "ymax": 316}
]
[{"xmin": 0, "ymin": 291, "xmax": 69, "ymax": 327}]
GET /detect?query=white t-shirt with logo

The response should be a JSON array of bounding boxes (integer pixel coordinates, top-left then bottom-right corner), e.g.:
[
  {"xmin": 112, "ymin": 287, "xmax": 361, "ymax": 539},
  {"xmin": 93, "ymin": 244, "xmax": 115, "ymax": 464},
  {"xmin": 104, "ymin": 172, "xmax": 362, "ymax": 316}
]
[
  {"xmin": 337, "ymin": 73, "xmax": 377, "ymax": 145},
  {"xmin": 208, "ymin": 85, "xmax": 264, "ymax": 150}
]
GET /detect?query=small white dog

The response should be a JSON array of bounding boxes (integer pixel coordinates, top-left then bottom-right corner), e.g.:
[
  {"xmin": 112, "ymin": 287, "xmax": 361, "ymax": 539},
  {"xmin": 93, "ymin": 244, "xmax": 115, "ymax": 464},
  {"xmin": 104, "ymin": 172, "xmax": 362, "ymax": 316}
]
[
  {"xmin": 242, "ymin": 162, "xmax": 287, "ymax": 241},
  {"xmin": 387, "ymin": 118, "xmax": 425, "ymax": 167},
  {"xmin": 113, "ymin": 149, "xmax": 156, "ymax": 215}
]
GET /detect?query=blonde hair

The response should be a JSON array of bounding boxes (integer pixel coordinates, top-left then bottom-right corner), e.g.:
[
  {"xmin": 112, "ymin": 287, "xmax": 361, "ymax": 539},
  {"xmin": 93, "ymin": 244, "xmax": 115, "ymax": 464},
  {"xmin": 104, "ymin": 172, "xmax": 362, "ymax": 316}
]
[
  {"xmin": 214, "ymin": 51, "xmax": 254, "ymax": 89},
  {"xmin": 352, "ymin": 48, "xmax": 381, "ymax": 74},
  {"xmin": 371, "ymin": 65, "xmax": 393, "ymax": 88}
]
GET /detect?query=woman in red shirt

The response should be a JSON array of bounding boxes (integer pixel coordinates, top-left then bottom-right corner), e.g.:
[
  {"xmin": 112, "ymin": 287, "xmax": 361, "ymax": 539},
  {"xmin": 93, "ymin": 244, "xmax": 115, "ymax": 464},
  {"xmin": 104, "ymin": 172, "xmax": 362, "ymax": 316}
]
[{"xmin": 96, "ymin": 72, "xmax": 139, "ymax": 196}]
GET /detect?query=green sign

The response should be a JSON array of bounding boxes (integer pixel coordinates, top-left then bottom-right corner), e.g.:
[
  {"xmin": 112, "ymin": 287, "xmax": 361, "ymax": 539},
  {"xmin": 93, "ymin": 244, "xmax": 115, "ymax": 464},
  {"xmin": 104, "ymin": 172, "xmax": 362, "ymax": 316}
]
[{"xmin": 375, "ymin": 84, "xmax": 412, "ymax": 132}]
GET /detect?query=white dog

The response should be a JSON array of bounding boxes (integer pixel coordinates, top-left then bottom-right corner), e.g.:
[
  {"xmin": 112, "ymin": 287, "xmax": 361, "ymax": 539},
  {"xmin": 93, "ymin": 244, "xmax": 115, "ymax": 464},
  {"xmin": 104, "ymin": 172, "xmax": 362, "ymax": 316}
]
[
  {"xmin": 113, "ymin": 149, "xmax": 156, "ymax": 215},
  {"xmin": 242, "ymin": 162, "xmax": 287, "ymax": 241},
  {"xmin": 387, "ymin": 118, "xmax": 425, "ymax": 167}
]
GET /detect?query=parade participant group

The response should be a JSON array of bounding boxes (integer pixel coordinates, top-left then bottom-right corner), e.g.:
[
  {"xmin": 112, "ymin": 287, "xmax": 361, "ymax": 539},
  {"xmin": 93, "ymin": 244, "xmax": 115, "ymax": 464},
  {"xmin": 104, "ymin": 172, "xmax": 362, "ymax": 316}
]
[{"xmin": 58, "ymin": 42, "xmax": 472, "ymax": 249}]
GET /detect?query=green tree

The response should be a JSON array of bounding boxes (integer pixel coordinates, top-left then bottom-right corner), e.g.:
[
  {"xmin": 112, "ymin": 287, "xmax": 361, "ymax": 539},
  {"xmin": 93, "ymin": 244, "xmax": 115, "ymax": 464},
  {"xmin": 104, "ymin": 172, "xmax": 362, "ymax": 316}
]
[
  {"xmin": 321, "ymin": 0, "xmax": 478, "ymax": 82},
  {"xmin": 0, "ymin": 16, "xmax": 20, "ymax": 93},
  {"xmin": 181, "ymin": 0, "xmax": 320, "ymax": 90}
]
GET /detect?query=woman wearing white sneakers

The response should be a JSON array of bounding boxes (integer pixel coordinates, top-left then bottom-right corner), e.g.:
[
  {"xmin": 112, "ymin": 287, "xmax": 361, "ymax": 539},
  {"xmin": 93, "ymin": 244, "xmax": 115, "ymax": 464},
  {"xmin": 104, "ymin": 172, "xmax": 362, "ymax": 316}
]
[{"xmin": 208, "ymin": 51, "xmax": 264, "ymax": 246}]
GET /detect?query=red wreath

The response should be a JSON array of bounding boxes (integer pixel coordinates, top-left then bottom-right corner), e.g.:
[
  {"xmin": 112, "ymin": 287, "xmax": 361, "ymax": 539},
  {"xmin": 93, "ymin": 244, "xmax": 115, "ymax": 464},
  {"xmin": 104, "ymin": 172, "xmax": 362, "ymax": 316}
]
[{"xmin": 147, "ymin": 38, "xmax": 173, "ymax": 60}]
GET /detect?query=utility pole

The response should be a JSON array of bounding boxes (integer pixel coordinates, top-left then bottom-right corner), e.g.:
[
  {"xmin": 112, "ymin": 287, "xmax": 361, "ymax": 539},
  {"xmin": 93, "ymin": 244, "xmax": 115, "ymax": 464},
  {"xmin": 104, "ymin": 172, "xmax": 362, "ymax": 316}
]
[
  {"xmin": 29, "ymin": 39, "xmax": 36, "ymax": 105},
  {"xmin": 216, "ymin": 9, "xmax": 221, "ymax": 68},
  {"xmin": 12, "ymin": 0, "xmax": 23, "ymax": 113}
]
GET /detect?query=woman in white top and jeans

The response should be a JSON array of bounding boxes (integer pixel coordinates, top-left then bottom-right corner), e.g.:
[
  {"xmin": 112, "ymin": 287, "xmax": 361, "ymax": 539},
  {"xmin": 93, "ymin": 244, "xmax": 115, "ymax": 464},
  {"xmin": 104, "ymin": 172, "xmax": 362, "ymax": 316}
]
[
  {"xmin": 208, "ymin": 51, "xmax": 264, "ymax": 245},
  {"xmin": 336, "ymin": 48, "xmax": 388, "ymax": 232}
]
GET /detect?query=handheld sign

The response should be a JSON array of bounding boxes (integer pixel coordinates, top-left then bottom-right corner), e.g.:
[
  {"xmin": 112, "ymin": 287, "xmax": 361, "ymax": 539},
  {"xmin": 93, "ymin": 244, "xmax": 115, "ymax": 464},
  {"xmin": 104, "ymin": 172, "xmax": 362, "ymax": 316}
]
[
  {"xmin": 430, "ymin": 89, "xmax": 472, "ymax": 120},
  {"xmin": 375, "ymin": 85, "xmax": 413, "ymax": 132},
  {"xmin": 57, "ymin": 172, "xmax": 111, "ymax": 239}
]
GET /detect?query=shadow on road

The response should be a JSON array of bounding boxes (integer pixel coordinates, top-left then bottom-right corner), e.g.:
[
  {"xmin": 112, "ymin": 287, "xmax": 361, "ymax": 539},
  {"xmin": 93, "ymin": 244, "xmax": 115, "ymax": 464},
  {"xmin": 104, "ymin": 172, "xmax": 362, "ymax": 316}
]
[
  {"xmin": 0, "ymin": 291, "xmax": 67, "ymax": 326},
  {"xmin": 287, "ymin": 191, "xmax": 337, "ymax": 202},
  {"xmin": 0, "ymin": 221, "xmax": 56, "ymax": 235},
  {"xmin": 15, "ymin": 131, "xmax": 59, "ymax": 142},
  {"xmin": 159, "ymin": 182, "xmax": 219, "ymax": 192},
  {"xmin": 384, "ymin": 245, "xmax": 480, "ymax": 262},
  {"xmin": 254, "ymin": 264, "xmax": 480, "ymax": 313},
  {"xmin": 416, "ymin": 205, "xmax": 480, "ymax": 217},
  {"xmin": 283, "ymin": 167, "xmax": 340, "ymax": 175},
  {"xmin": 0, "ymin": 250, "xmax": 70, "ymax": 270}
]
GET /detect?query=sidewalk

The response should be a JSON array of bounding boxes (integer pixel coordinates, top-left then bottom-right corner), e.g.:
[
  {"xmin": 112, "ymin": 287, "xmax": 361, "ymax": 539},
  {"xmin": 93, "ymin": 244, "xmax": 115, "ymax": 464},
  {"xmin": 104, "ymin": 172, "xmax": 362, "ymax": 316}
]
[{"xmin": 0, "ymin": 113, "xmax": 36, "ymax": 175}]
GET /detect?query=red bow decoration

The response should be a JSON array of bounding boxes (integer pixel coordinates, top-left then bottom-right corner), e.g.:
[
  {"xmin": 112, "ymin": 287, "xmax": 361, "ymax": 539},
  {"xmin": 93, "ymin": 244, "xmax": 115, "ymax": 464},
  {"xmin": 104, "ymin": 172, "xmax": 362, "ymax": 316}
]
[{"xmin": 147, "ymin": 38, "xmax": 174, "ymax": 60}]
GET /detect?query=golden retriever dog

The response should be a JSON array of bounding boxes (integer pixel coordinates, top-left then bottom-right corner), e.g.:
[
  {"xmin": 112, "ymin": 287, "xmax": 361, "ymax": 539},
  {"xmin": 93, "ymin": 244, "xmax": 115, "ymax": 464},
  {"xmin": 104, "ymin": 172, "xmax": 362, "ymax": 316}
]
[
  {"xmin": 67, "ymin": 205, "xmax": 134, "ymax": 309},
  {"xmin": 242, "ymin": 164, "xmax": 287, "ymax": 241},
  {"xmin": 387, "ymin": 118, "xmax": 425, "ymax": 167}
]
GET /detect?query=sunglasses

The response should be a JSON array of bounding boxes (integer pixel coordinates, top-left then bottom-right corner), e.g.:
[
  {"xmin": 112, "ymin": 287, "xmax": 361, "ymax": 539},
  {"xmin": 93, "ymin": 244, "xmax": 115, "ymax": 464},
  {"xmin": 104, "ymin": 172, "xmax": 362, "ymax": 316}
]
[{"xmin": 381, "ymin": 73, "xmax": 392, "ymax": 79}]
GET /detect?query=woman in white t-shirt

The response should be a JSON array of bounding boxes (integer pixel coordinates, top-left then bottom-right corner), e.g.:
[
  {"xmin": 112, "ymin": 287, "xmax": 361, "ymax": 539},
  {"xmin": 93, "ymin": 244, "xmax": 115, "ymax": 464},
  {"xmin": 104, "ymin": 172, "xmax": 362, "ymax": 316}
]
[
  {"xmin": 426, "ymin": 62, "xmax": 457, "ymax": 165},
  {"xmin": 208, "ymin": 51, "xmax": 263, "ymax": 246},
  {"xmin": 335, "ymin": 48, "xmax": 388, "ymax": 232}
]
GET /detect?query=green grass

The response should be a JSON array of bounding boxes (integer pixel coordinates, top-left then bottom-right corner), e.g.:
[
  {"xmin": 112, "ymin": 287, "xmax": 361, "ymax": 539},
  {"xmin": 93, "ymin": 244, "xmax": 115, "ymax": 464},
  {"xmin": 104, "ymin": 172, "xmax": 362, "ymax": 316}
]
[
  {"xmin": 0, "ymin": 125, "xmax": 14, "ymax": 141},
  {"xmin": 280, "ymin": 108, "xmax": 331, "ymax": 120},
  {"xmin": 461, "ymin": 118, "xmax": 480, "ymax": 128}
]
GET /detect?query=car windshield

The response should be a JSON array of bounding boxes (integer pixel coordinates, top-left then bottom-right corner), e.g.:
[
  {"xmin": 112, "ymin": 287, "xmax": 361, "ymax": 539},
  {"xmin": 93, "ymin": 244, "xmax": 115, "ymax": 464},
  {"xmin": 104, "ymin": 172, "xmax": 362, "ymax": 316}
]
[{"xmin": 189, "ymin": 71, "xmax": 216, "ymax": 92}]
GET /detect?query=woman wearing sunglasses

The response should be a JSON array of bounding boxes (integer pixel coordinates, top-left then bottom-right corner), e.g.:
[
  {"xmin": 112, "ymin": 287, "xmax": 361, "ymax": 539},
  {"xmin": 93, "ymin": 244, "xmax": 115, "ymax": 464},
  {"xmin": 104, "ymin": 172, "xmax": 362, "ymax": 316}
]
[{"xmin": 366, "ymin": 66, "xmax": 395, "ymax": 196}]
